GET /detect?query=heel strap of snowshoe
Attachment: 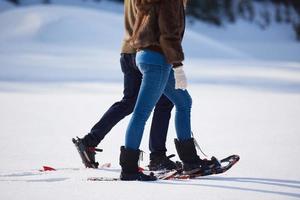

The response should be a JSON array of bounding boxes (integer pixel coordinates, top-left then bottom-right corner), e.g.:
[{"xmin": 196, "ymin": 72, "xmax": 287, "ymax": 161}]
[
  {"xmin": 87, "ymin": 147, "xmax": 103, "ymax": 153},
  {"xmin": 167, "ymin": 154, "xmax": 176, "ymax": 159},
  {"xmin": 94, "ymin": 148, "xmax": 103, "ymax": 152},
  {"xmin": 191, "ymin": 132, "xmax": 208, "ymax": 157}
]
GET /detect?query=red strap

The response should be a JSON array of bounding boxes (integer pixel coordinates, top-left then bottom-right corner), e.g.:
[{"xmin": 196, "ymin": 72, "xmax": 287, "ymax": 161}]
[
  {"xmin": 42, "ymin": 166, "xmax": 56, "ymax": 171},
  {"xmin": 138, "ymin": 167, "xmax": 144, "ymax": 172}
]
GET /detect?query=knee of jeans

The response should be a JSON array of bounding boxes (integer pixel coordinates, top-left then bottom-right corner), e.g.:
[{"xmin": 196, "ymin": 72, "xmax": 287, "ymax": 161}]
[
  {"xmin": 174, "ymin": 95, "xmax": 192, "ymax": 112},
  {"xmin": 132, "ymin": 109, "xmax": 152, "ymax": 122}
]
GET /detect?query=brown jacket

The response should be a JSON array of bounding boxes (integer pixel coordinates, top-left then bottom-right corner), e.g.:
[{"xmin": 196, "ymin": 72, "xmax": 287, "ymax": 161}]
[
  {"xmin": 130, "ymin": 0, "xmax": 185, "ymax": 65},
  {"xmin": 121, "ymin": 0, "xmax": 137, "ymax": 54}
]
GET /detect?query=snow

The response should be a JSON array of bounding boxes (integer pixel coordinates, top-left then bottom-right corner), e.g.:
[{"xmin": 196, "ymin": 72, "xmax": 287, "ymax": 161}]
[
  {"xmin": 0, "ymin": 2, "xmax": 300, "ymax": 200},
  {"xmin": 0, "ymin": 0, "xmax": 15, "ymax": 12},
  {"xmin": 0, "ymin": 83, "xmax": 299, "ymax": 200}
]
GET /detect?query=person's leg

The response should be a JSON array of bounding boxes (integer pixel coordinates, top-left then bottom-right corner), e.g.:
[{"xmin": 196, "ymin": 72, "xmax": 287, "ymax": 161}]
[
  {"xmin": 148, "ymin": 95, "xmax": 179, "ymax": 171},
  {"xmin": 162, "ymin": 70, "xmax": 204, "ymax": 174},
  {"xmin": 120, "ymin": 51, "xmax": 172, "ymax": 180},
  {"xmin": 163, "ymin": 69, "xmax": 192, "ymax": 141},
  {"xmin": 149, "ymin": 95, "xmax": 174, "ymax": 155},
  {"xmin": 82, "ymin": 54, "xmax": 142, "ymax": 147},
  {"xmin": 125, "ymin": 63, "xmax": 171, "ymax": 150},
  {"xmin": 162, "ymin": 70, "xmax": 221, "ymax": 174}
]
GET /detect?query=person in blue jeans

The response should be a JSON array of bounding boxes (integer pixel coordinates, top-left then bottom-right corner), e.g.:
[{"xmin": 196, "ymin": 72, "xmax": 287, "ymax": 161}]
[
  {"xmin": 73, "ymin": 0, "xmax": 178, "ymax": 171},
  {"xmin": 119, "ymin": 0, "xmax": 217, "ymax": 181}
]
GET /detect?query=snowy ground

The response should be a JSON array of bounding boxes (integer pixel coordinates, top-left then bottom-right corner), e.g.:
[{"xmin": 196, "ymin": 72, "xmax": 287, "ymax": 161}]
[
  {"xmin": 0, "ymin": 83, "xmax": 299, "ymax": 200},
  {"xmin": 0, "ymin": 2, "xmax": 300, "ymax": 200}
]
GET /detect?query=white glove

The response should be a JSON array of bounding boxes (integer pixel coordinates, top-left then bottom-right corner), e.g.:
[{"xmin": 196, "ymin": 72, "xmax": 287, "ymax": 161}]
[{"xmin": 173, "ymin": 66, "xmax": 187, "ymax": 90}]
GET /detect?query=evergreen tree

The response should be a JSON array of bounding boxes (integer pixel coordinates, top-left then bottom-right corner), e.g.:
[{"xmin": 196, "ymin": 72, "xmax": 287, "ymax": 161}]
[
  {"xmin": 238, "ymin": 0, "xmax": 255, "ymax": 21},
  {"xmin": 284, "ymin": 4, "xmax": 291, "ymax": 23},
  {"xmin": 275, "ymin": 4, "xmax": 283, "ymax": 23},
  {"xmin": 224, "ymin": 0, "xmax": 235, "ymax": 22},
  {"xmin": 294, "ymin": 23, "xmax": 300, "ymax": 41},
  {"xmin": 186, "ymin": 0, "xmax": 221, "ymax": 26},
  {"xmin": 7, "ymin": 0, "xmax": 19, "ymax": 5},
  {"xmin": 259, "ymin": 7, "xmax": 271, "ymax": 29}
]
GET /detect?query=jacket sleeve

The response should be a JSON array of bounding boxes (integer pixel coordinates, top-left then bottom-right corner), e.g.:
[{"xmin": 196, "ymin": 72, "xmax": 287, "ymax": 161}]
[{"xmin": 158, "ymin": 0, "xmax": 184, "ymax": 65}]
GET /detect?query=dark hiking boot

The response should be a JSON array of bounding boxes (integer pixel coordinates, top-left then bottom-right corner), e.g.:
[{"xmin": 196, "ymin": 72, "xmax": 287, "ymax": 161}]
[
  {"xmin": 72, "ymin": 137, "xmax": 102, "ymax": 168},
  {"xmin": 199, "ymin": 156, "xmax": 222, "ymax": 171},
  {"xmin": 174, "ymin": 138, "xmax": 203, "ymax": 175},
  {"xmin": 120, "ymin": 146, "xmax": 157, "ymax": 181},
  {"xmin": 175, "ymin": 138, "xmax": 222, "ymax": 174},
  {"xmin": 148, "ymin": 154, "xmax": 182, "ymax": 171}
]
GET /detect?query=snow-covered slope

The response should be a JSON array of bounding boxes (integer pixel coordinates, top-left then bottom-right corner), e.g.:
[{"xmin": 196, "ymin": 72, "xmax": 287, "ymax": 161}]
[
  {"xmin": 0, "ymin": 0, "xmax": 15, "ymax": 12},
  {"xmin": 0, "ymin": 5, "xmax": 123, "ymax": 82},
  {"xmin": 0, "ymin": 4, "xmax": 299, "ymax": 83}
]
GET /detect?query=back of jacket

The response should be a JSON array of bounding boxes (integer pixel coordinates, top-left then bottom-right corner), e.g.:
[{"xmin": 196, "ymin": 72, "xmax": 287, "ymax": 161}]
[{"xmin": 131, "ymin": 0, "xmax": 185, "ymax": 65}]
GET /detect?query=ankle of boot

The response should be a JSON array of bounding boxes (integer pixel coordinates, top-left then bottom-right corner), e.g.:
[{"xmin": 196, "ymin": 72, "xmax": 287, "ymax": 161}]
[
  {"xmin": 119, "ymin": 146, "xmax": 140, "ymax": 174},
  {"xmin": 150, "ymin": 151, "xmax": 167, "ymax": 161},
  {"xmin": 174, "ymin": 138, "xmax": 201, "ymax": 163}
]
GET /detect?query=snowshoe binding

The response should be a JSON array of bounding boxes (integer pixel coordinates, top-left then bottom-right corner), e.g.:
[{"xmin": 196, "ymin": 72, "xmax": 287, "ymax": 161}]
[{"xmin": 148, "ymin": 154, "xmax": 182, "ymax": 171}]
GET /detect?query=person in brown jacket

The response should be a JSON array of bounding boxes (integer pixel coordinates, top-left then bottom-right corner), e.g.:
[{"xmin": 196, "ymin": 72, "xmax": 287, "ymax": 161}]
[{"xmin": 120, "ymin": 0, "xmax": 218, "ymax": 181}]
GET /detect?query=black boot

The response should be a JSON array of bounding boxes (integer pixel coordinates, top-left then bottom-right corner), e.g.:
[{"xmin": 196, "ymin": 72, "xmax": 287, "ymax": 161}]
[
  {"xmin": 148, "ymin": 152, "xmax": 181, "ymax": 171},
  {"xmin": 174, "ymin": 138, "xmax": 203, "ymax": 175},
  {"xmin": 119, "ymin": 146, "xmax": 157, "ymax": 181},
  {"xmin": 81, "ymin": 133, "xmax": 101, "ymax": 147},
  {"xmin": 174, "ymin": 138, "xmax": 222, "ymax": 174},
  {"xmin": 72, "ymin": 137, "xmax": 102, "ymax": 168}
]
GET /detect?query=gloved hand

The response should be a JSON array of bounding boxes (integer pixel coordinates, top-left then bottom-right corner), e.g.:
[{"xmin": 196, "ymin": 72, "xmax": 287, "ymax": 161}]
[{"xmin": 173, "ymin": 66, "xmax": 187, "ymax": 90}]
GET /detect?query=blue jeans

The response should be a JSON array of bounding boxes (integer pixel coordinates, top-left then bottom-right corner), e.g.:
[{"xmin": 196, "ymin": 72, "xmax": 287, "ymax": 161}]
[
  {"xmin": 125, "ymin": 50, "xmax": 192, "ymax": 150},
  {"xmin": 83, "ymin": 54, "xmax": 174, "ymax": 155}
]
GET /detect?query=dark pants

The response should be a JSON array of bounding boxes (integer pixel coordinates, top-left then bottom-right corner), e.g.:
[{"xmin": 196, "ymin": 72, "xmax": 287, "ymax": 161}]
[{"xmin": 83, "ymin": 53, "xmax": 174, "ymax": 156}]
